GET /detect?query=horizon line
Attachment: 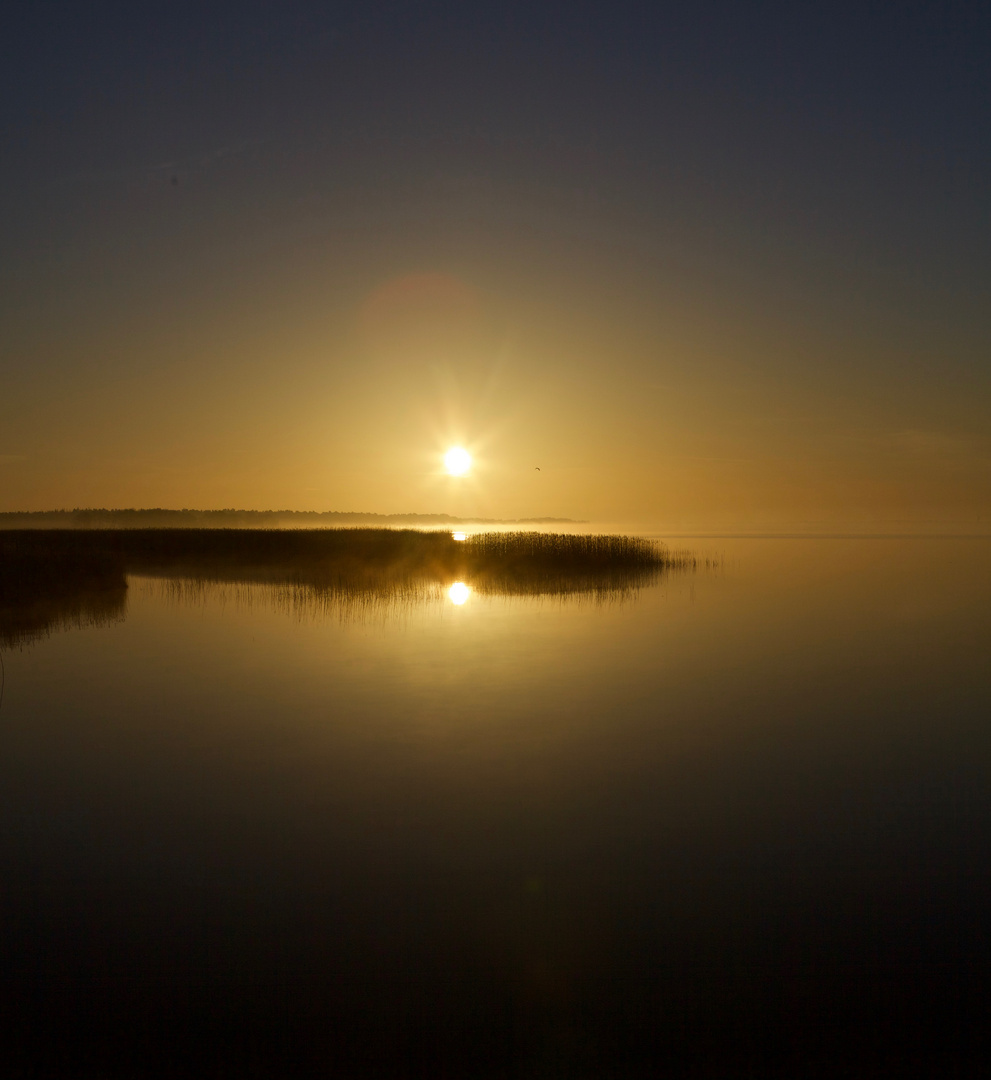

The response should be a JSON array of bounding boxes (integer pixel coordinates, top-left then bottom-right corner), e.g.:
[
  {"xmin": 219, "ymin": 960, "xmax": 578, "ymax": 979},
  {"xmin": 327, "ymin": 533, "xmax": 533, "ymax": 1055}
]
[{"xmin": 0, "ymin": 508, "xmax": 585, "ymax": 525}]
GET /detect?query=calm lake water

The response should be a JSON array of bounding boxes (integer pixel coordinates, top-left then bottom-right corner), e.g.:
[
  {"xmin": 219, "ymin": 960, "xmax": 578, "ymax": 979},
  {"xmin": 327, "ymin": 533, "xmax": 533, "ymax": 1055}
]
[{"xmin": 3, "ymin": 537, "xmax": 990, "ymax": 1077}]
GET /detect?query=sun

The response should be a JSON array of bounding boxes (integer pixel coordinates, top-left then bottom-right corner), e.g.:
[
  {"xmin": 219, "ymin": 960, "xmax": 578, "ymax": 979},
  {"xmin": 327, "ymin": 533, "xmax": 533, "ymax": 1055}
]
[{"xmin": 444, "ymin": 446, "xmax": 472, "ymax": 476}]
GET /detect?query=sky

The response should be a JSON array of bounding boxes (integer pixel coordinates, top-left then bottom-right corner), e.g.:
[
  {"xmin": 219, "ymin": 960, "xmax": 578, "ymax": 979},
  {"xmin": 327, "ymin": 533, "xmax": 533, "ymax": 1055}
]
[{"xmin": 2, "ymin": 0, "xmax": 989, "ymax": 530}]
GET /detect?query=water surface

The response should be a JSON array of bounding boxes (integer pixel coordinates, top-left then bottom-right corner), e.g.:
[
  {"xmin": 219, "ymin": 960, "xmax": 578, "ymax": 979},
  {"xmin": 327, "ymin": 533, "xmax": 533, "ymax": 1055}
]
[{"xmin": 2, "ymin": 538, "xmax": 989, "ymax": 1076}]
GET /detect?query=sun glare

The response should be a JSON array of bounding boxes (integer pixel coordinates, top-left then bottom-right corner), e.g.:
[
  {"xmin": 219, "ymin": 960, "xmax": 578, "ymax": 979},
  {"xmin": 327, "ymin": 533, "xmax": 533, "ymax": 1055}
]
[
  {"xmin": 448, "ymin": 582, "xmax": 471, "ymax": 605},
  {"xmin": 444, "ymin": 447, "xmax": 472, "ymax": 476}
]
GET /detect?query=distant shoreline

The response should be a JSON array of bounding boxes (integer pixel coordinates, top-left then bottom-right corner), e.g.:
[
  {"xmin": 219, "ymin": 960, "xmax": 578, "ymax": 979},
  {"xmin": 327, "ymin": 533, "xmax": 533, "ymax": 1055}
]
[{"xmin": 0, "ymin": 509, "xmax": 583, "ymax": 529}]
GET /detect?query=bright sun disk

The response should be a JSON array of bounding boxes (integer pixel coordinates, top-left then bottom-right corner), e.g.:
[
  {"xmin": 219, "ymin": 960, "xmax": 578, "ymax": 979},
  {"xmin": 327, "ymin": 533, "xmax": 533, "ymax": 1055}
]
[{"xmin": 444, "ymin": 447, "xmax": 471, "ymax": 475}]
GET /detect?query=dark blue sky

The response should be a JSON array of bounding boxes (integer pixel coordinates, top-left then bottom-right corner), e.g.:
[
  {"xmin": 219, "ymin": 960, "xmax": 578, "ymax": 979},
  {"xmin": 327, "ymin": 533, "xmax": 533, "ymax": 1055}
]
[{"xmin": 6, "ymin": 2, "xmax": 987, "ymax": 256}]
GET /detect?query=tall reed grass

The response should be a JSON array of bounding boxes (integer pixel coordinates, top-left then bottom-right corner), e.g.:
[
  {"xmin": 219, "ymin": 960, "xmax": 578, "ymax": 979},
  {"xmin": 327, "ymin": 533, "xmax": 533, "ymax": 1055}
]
[{"xmin": 1, "ymin": 528, "xmax": 692, "ymax": 643}]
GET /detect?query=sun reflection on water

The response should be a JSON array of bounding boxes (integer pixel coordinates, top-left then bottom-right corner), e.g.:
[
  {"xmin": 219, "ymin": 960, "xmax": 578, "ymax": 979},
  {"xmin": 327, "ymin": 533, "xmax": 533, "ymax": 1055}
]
[{"xmin": 448, "ymin": 582, "xmax": 471, "ymax": 605}]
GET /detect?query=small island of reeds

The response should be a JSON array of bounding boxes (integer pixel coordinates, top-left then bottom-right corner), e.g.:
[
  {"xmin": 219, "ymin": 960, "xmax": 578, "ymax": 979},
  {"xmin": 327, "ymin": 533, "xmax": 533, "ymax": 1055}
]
[{"xmin": 1, "ymin": 529, "xmax": 696, "ymax": 645}]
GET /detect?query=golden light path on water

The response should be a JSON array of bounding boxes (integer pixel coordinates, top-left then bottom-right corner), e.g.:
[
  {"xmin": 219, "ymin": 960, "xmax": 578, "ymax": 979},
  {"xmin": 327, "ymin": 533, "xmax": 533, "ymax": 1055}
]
[{"xmin": 448, "ymin": 582, "xmax": 471, "ymax": 605}]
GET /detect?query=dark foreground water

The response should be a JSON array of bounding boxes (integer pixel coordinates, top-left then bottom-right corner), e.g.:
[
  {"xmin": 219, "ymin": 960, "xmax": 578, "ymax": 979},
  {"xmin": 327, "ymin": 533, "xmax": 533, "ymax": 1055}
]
[{"xmin": 2, "ymin": 537, "xmax": 989, "ymax": 1077}]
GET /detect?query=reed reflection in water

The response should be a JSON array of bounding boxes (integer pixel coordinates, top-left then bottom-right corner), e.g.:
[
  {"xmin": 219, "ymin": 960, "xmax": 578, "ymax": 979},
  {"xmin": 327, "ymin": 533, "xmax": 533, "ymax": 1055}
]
[{"xmin": 0, "ymin": 537, "xmax": 128, "ymax": 648}]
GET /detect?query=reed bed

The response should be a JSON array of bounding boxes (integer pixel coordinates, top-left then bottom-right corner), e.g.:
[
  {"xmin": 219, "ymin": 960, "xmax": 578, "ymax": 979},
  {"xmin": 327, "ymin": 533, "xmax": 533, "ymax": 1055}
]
[
  {"xmin": 0, "ymin": 534, "xmax": 128, "ymax": 646},
  {"xmin": 456, "ymin": 531, "xmax": 672, "ymax": 595},
  {"xmin": 1, "ymin": 528, "xmax": 688, "ymax": 643}
]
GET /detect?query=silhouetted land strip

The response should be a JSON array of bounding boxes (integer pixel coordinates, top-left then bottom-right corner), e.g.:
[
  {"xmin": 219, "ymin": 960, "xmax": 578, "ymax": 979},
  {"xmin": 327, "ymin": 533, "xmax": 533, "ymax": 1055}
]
[
  {"xmin": 1, "ymin": 529, "xmax": 694, "ymax": 644},
  {"xmin": 0, "ymin": 509, "xmax": 581, "ymax": 529}
]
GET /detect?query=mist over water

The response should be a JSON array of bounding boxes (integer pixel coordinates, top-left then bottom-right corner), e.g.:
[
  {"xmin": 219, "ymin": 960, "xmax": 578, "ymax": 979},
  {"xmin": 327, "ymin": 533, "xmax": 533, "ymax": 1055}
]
[{"xmin": 2, "ymin": 537, "xmax": 989, "ymax": 1076}]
